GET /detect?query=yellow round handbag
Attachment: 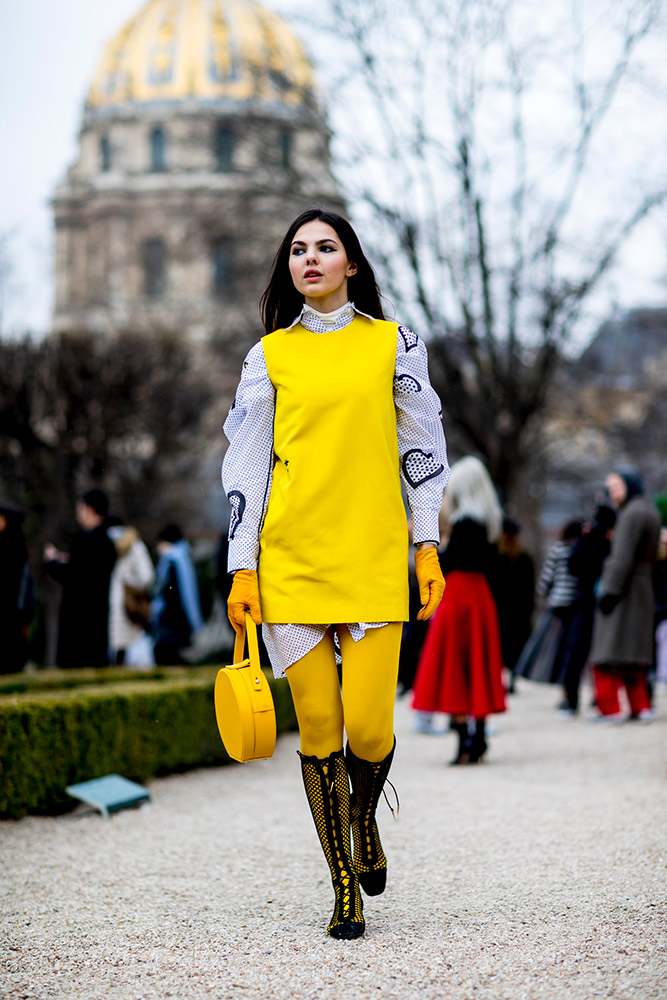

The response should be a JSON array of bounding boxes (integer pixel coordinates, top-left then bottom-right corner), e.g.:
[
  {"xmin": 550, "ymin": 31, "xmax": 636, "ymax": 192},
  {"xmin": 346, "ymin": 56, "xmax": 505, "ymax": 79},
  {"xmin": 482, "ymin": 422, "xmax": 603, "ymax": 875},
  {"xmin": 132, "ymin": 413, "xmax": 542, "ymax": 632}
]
[{"xmin": 214, "ymin": 614, "xmax": 276, "ymax": 762}]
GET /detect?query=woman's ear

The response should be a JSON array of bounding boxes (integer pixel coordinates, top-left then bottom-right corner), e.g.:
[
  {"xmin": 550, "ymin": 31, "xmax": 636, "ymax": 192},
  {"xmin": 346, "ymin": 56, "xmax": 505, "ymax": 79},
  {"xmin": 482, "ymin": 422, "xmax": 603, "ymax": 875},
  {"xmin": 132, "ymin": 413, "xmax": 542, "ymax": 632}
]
[{"xmin": 346, "ymin": 261, "xmax": 358, "ymax": 277}]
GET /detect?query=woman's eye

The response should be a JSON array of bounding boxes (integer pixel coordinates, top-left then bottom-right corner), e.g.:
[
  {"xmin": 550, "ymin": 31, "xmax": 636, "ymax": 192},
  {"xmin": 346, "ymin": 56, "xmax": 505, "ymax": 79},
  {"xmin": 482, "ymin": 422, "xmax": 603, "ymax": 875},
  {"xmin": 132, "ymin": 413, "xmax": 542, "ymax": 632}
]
[{"xmin": 291, "ymin": 248, "xmax": 305, "ymax": 256}]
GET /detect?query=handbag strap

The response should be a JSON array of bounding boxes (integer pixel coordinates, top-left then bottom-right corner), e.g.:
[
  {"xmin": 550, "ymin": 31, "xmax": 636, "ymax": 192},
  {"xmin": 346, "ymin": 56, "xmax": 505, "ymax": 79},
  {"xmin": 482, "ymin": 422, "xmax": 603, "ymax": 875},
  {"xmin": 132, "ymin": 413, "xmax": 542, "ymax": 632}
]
[{"xmin": 233, "ymin": 614, "xmax": 264, "ymax": 688}]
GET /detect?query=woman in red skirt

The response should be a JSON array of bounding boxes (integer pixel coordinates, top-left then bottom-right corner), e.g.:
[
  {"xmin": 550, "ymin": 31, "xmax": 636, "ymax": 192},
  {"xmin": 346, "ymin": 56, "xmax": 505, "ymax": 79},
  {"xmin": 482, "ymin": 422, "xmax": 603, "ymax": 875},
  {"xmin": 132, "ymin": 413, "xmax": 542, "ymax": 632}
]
[{"xmin": 412, "ymin": 456, "xmax": 506, "ymax": 763}]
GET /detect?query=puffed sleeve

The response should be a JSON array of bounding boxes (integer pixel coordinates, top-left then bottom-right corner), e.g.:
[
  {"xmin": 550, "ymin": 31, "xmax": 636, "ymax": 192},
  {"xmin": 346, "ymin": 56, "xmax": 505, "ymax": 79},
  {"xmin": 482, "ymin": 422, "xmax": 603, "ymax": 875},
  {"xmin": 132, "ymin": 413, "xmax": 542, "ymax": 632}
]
[
  {"xmin": 221, "ymin": 341, "xmax": 275, "ymax": 573},
  {"xmin": 394, "ymin": 325, "xmax": 450, "ymax": 545}
]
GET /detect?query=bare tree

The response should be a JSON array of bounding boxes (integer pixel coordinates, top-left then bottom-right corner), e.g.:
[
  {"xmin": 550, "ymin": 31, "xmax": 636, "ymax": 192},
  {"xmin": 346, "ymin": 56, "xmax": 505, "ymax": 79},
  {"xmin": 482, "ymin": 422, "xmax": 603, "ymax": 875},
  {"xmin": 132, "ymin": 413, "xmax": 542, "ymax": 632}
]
[
  {"xmin": 315, "ymin": 0, "xmax": 666, "ymax": 516},
  {"xmin": 0, "ymin": 230, "xmax": 18, "ymax": 337},
  {"xmin": 0, "ymin": 330, "xmax": 214, "ymax": 663}
]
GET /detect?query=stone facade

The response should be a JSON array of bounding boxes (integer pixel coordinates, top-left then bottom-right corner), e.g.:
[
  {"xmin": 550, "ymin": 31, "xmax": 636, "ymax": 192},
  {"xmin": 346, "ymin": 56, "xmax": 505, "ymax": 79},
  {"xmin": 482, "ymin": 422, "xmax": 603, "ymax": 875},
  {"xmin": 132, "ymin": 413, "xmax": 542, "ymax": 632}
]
[{"xmin": 52, "ymin": 0, "xmax": 344, "ymax": 351}]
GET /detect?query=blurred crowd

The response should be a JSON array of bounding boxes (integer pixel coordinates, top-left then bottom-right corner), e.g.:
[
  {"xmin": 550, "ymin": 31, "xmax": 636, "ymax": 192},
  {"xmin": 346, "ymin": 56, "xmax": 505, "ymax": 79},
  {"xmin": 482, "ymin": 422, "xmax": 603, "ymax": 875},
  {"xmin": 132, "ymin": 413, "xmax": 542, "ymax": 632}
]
[
  {"xmin": 2, "ymin": 464, "xmax": 666, "ymax": 728},
  {"xmin": 0, "ymin": 487, "xmax": 226, "ymax": 673},
  {"xmin": 405, "ymin": 461, "xmax": 667, "ymax": 761}
]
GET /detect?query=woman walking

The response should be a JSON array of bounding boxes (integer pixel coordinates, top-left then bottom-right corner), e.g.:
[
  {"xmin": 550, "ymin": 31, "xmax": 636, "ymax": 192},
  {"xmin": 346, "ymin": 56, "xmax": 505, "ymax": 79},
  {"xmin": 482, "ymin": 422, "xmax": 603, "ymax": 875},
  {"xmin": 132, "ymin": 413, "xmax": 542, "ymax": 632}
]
[
  {"xmin": 222, "ymin": 208, "xmax": 449, "ymax": 939},
  {"xmin": 590, "ymin": 467, "xmax": 660, "ymax": 719},
  {"xmin": 411, "ymin": 457, "xmax": 506, "ymax": 764},
  {"xmin": 514, "ymin": 519, "xmax": 585, "ymax": 702},
  {"xmin": 107, "ymin": 519, "xmax": 155, "ymax": 665}
]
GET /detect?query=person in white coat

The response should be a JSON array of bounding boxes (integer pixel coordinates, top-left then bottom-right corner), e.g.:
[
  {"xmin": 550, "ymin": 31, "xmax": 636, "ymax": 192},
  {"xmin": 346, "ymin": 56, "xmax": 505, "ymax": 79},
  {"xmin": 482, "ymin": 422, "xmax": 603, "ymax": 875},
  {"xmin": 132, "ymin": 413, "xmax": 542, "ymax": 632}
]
[{"xmin": 107, "ymin": 521, "xmax": 155, "ymax": 664}]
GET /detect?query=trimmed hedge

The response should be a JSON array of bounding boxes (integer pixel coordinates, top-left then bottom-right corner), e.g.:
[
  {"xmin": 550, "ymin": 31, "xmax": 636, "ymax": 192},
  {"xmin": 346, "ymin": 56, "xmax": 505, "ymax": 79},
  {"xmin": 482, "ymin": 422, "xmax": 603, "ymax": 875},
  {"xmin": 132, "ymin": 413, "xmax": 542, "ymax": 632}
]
[
  {"xmin": 0, "ymin": 665, "xmax": 213, "ymax": 696},
  {"xmin": 0, "ymin": 668, "xmax": 297, "ymax": 820}
]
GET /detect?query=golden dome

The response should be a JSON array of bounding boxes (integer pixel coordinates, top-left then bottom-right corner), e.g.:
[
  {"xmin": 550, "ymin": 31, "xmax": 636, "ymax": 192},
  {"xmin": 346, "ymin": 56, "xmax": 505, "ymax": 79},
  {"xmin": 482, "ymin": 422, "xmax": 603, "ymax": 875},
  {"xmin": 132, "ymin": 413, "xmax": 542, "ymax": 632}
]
[{"xmin": 89, "ymin": 0, "xmax": 314, "ymax": 110}]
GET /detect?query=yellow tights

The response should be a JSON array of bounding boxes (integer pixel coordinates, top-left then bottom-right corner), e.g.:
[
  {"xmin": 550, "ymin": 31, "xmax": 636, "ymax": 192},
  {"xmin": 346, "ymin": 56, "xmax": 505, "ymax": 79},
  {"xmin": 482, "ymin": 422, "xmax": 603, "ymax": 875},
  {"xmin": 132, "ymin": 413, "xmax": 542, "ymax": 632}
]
[{"xmin": 286, "ymin": 622, "xmax": 402, "ymax": 762}]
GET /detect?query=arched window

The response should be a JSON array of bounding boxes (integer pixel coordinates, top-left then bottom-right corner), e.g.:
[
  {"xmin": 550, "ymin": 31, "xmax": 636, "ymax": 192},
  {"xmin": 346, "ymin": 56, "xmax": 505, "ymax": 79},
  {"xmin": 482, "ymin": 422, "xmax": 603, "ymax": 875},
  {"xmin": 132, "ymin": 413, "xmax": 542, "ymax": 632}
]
[
  {"xmin": 149, "ymin": 127, "xmax": 166, "ymax": 171},
  {"xmin": 211, "ymin": 237, "xmax": 235, "ymax": 297},
  {"xmin": 100, "ymin": 133, "xmax": 112, "ymax": 172},
  {"xmin": 279, "ymin": 130, "xmax": 292, "ymax": 170},
  {"xmin": 214, "ymin": 125, "xmax": 234, "ymax": 172},
  {"xmin": 143, "ymin": 238, "xmax": 166, "ymax": 298}
]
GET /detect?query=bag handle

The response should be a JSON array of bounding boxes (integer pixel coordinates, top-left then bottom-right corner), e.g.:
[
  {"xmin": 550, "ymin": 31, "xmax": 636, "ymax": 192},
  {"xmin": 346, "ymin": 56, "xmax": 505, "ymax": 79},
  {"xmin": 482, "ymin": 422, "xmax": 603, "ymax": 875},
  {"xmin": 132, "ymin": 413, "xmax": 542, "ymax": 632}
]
[{"xmin": 233, "ymin": 614, "xmax": 264, "ymax": 689}]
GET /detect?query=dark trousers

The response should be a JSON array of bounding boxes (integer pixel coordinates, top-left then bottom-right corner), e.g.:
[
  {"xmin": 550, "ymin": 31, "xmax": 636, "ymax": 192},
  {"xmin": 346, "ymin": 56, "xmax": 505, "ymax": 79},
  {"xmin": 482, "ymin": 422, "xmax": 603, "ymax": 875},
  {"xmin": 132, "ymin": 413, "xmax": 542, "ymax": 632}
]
[{"xmin": 561, "ymin": 603, "xmax": 595, "ymax": 711}]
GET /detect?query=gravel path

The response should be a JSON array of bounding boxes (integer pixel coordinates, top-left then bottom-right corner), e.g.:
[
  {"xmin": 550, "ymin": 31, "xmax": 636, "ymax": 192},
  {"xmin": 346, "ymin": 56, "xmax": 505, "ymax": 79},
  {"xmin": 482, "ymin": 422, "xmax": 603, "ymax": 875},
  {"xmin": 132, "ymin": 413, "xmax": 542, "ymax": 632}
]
[{"xmin": 1, "ymin": 680, "xmax": 666, "ymax": 1000}]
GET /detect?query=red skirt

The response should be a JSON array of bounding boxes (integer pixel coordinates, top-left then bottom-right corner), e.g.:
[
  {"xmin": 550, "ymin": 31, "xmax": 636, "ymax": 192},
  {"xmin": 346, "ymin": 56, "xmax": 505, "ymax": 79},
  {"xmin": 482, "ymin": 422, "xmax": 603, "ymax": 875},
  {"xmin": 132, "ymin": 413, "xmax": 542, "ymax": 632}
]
[{"xmin": 412, "ymin": 571, "xmax": 506, "ymax": 718}]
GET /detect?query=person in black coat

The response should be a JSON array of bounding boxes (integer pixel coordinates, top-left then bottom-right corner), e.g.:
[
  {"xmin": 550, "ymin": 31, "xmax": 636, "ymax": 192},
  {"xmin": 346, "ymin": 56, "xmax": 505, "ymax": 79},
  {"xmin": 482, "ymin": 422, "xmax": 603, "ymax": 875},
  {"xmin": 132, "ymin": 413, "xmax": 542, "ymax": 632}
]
[
  {"xmin": 45, "ymin": 488, "xmax": 117, "ymax": 668},
  {"xmin": 564, "ymin": 503, "xmax": 616, "ymax": 712},
  {"xmin": 490, "ymin": 518, "xmax": 535, "ymax": 693},
  {"xmin": 0, "ymin": 501, "xmax": 36, "ymax": 673}
]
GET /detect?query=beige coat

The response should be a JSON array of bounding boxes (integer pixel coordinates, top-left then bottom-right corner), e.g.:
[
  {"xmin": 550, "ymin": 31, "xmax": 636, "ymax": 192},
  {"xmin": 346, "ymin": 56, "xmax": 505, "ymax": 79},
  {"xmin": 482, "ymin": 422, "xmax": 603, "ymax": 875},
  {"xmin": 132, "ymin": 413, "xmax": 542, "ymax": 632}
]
[
  {"xmin": 108, "ymin": 527, "xmax": 154, "ymax": 652},
  {"xmin": 590, "ymin": 496, "xmax": 660, "ymax": 667}
]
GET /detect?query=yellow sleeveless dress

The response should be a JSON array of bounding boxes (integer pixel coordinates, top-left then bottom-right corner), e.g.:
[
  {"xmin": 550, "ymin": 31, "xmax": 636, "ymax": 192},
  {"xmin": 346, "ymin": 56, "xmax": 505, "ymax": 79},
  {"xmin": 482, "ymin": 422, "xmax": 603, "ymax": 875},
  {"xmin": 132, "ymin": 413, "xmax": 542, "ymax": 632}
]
[{"xmin": 259, "ymin": 314, "xmax": 409, "ymax": 624}]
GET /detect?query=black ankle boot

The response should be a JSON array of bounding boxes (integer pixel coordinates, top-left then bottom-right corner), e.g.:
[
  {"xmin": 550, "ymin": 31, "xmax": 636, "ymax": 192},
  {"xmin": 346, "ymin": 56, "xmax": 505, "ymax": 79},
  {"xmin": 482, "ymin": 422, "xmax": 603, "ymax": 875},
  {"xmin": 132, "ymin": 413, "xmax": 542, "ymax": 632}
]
[
  {"xmin": 468, "ymin": 718, "xmax": 488, "ymax": 763},
  {"xmin": 299, "ymin": 749, "xmax": 365, "ymax": 939},
  {"xmin": 449, "ymin": 721, "xmax": 472, "ymax": 765},
  {"xmin": 345, "ymin": 739, "xmax": 396, "ymax": 896}
]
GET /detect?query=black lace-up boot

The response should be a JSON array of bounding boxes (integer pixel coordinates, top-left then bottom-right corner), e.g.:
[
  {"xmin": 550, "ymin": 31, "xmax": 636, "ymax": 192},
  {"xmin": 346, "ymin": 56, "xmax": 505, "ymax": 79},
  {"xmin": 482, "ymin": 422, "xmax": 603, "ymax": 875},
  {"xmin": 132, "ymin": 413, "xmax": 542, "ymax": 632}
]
[
  {"xmin": 345, "ymin": 738, "xmax": 396, "ymax": 896},
  {"xmin": 298, "ymin": 749, "xmax": 365, "ymax": 939}
]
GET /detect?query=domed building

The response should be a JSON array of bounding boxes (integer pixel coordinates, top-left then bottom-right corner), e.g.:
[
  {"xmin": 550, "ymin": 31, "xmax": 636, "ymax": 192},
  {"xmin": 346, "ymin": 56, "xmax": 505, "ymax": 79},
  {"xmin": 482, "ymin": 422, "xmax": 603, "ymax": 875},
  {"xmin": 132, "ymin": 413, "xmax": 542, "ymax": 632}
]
[{"xmin": 52, "ymin": 0, "xmax": 343, "ymax": 345}]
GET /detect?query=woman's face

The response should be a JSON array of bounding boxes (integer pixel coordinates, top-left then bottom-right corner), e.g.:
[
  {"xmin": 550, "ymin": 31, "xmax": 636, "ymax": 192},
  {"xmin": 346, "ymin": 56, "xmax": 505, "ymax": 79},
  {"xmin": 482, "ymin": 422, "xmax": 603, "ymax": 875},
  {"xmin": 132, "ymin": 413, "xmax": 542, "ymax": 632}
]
[
  {"xmin": 288, "ymin": 220, "xmax": 357, "ymax": 312},
  {"xmin": 606, "ymin": 473, "xmax": 628, "ymax": 509}
]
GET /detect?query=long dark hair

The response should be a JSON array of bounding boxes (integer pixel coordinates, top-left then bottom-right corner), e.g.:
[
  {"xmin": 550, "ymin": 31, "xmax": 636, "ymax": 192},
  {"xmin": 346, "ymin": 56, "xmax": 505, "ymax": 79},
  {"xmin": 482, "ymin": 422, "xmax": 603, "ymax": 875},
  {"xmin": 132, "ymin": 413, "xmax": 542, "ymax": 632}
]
[{"xmin": 260, "ymin": 208, "xmax": 385, "ymax": 334}]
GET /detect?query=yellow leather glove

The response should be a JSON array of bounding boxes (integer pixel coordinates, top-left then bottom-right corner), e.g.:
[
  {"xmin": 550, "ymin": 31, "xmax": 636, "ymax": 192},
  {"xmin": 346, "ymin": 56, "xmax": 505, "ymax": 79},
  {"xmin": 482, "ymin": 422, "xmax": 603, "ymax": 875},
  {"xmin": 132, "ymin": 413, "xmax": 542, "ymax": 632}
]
[
  {"xmin": 227, "ymin": 569, "xmax": 262, "ymax": 635},
  {"xmin": 414, "ymin": 547, "xmax": 446, "ymax": 621}
]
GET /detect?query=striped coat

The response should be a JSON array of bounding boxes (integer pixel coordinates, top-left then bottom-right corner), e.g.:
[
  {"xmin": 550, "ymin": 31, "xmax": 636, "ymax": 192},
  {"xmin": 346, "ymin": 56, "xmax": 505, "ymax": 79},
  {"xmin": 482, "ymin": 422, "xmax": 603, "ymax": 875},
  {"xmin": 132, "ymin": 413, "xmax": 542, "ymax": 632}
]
[{"xmin": 536, "ymin": 541, "xmax": 581, "ymax": 609}]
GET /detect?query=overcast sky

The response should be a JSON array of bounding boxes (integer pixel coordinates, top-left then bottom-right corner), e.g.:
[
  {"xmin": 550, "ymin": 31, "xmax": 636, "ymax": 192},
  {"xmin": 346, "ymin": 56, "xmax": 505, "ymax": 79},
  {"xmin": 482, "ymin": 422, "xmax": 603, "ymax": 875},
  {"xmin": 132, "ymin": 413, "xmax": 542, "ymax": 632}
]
[
  {"xmin": 0, "ymin": 1, "xmax": 139, "ymax": 333},
  {"xmin": 0, "ymin": 0, "xmax": 665, "ymax": 336}
]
